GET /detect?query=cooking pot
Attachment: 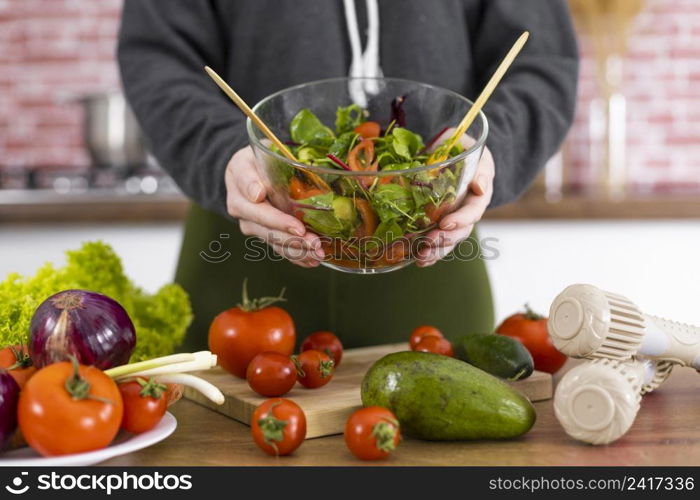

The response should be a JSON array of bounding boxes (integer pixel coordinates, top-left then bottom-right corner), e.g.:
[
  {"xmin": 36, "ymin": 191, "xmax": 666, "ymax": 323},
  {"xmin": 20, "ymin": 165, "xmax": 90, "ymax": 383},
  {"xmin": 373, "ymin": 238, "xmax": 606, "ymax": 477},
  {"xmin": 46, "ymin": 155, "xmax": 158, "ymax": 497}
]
[{"xmin": 77, "ymin": 92, "xmax": 147, "ymax": 171}]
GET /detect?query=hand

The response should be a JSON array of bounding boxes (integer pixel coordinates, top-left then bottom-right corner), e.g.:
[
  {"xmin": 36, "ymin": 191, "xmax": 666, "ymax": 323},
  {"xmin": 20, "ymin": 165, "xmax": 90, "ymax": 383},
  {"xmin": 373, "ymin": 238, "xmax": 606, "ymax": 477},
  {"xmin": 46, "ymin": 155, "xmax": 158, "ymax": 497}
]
[
  {"xmin": 416, "ymin": 134, "xmax": 495, "ymax": 268},
  {"xmin": 225, "ymin": 146, "xmax": 325, "ymax": 268}
]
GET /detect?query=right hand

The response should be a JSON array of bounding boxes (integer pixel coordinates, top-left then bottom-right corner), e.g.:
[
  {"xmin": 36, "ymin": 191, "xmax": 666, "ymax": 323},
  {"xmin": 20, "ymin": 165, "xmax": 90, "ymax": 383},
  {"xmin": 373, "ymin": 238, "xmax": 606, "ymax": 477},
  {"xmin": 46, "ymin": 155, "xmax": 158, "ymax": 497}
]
[{"xmin": 225, "ymin": 146, "xmax": 325, "ymax": 268}]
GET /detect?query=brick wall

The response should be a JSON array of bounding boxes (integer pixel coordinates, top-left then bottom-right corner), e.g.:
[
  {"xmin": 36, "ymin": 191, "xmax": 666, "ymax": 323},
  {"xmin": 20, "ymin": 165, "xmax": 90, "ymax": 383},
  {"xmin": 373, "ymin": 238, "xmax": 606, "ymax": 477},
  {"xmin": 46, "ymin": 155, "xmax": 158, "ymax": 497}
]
[
  {"xmin": 0, "ymin": 0, "xmax": 698, "ymax": 194},
  {"xmin": 0, "ymin": 0, "xmax": 121, "ymax": 169},
  {"xmin": 568, "ymin": 0, "xmax": 700, "ymax": 194}
]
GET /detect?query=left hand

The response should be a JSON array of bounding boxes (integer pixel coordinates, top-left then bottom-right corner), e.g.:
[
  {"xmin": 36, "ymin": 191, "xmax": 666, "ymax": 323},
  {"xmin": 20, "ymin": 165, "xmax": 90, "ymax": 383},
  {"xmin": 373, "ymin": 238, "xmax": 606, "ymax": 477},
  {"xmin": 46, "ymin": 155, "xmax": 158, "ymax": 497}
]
[{"xmin": 416, "ymin": 134, "xmax": 495, "ymax": 267}]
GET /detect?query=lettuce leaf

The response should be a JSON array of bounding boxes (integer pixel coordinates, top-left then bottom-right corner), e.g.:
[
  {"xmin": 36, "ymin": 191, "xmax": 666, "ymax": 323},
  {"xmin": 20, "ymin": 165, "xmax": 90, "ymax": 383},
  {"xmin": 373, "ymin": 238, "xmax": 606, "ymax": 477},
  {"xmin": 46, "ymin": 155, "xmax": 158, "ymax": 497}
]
[{"xmin": 0, "ymin": 241, "xmax": 192, "ymax": 362}]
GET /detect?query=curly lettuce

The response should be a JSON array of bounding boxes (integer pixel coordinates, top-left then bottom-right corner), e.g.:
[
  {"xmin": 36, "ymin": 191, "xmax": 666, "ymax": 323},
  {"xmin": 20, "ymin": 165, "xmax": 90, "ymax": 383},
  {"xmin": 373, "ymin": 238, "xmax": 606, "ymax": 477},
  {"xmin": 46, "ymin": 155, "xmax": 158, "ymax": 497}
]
[{"xmin": 0, "ymin": 241, "xmax": 192, "ymax": 362}]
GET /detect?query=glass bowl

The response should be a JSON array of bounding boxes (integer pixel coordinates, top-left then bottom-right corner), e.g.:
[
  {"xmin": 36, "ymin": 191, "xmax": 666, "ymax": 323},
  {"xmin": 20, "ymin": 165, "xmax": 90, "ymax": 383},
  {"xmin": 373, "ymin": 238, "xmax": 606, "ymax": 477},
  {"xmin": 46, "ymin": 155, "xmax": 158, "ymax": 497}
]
[{"xmin": 247, "ymin": 77, "xmax": 488, "ymax": 274}]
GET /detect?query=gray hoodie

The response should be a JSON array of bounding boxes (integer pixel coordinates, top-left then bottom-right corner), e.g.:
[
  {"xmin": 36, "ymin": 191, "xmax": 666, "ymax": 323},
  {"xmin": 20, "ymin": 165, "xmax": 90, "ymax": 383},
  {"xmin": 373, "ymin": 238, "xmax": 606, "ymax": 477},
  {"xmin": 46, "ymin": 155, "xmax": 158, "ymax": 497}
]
[{"xmin": 118, "ymin": 0, "xmax": 578, "ymax": 216}]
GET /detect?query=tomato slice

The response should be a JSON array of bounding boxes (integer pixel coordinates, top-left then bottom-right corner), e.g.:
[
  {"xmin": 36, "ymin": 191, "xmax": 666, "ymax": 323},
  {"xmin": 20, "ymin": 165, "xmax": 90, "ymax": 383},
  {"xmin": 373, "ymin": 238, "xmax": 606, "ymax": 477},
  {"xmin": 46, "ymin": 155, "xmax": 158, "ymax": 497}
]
[
  {"xmin": 353, "ymin": 198, "xmax": 378, "ymax": 238},
  {"xmin": 347, "ymin": 139, "xmax": 378, "ymax": 189},
  {"xmin": 424, "ymin": 201, "xmax": 452, "ymax": 223},
  {"xmin": 289, "ymin": 176, "xmax": 325, "ymax": 200},
  {"xmin": 354, "ymin": 121, "xmax": 381, "ymax": 139}
]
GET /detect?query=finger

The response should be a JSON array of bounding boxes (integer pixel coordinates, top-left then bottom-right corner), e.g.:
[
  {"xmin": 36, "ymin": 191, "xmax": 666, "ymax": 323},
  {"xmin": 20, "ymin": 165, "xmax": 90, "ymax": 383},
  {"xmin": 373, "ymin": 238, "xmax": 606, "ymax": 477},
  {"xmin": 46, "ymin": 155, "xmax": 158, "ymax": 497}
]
[
  {"xmin": 235, "ymin": 199, "xmax": 306, "ymax": 236},
  {"xmin": 230, "ymin": 148, "xmax": 267, "ymax": 204},
  {"xmin": 239, "ymin": 221, "xmax": 311, "ymax": 250},
  {"xmin": 469, "ymin": 174, "xmax": 487, "ymax": 196},
  {"xmin": 439, "ymin": 193, "xmax": 491, "ymax": 232},
  {"xmin": 271, "ymin": 243, "xmax": 322, "ymax": 268},
  {"xmin": 417, "ymin": 241, "xmax": 456, "ymax": 267},
  {"xmin": 226, "ymin": 150, "xmax": 307, "ymax": 236}
]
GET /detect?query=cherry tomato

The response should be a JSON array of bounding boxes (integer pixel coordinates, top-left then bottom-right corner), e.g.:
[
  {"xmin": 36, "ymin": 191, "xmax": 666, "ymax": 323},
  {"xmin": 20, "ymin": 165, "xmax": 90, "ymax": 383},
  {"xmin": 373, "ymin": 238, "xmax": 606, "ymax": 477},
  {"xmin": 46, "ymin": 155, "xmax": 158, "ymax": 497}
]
[
  {"xmin": 293, "ymin": 350, "xmax": 334, "ymax": 389},
  {"xmin": 209, "ymin": 279, "xmax": 296, "ymax": 378},
  {"xmin": 496, "ymin": 304, "xmax": 567, "ymax": 374},
  {"xmin": 0, "ymin": 345, "xmax": 36, "ymax": 389},
  {"xmin": 354, "ymin": 121, "xmax": 381, "ymax": 138},
  {"xmin": 300, "ymin": 331, "xmax": 344, "ymax": 367},
  {"xmin": 251, "ymin": 398, "xmax": 306, "ymax": 456},
  {"xmin": 414, "ymin": 336, "xmax": 453, "ymax": 357},
  {"xmin": 409, "ymin": 325, "xmax": 444, "ymax": 350},
  {"xmin": 246, "ymin": 352, "xmax": 297, "ymax": 397},
  {"xmin": 344, "ymin": 406, "xmax": 400, "ymax": 460},
  {"xmin": 119, "ymin": 378, "xmax": 167, "ymax": 434},
  {"xmin": 18, "ymin": 358, "xmax": 123, "ymax": 456}
]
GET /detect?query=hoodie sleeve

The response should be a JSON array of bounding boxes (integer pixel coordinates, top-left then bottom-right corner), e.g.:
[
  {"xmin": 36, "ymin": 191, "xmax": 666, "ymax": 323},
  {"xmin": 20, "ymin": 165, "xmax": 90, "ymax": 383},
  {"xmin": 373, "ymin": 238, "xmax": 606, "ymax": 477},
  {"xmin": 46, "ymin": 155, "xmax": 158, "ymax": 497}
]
[
  {"xmin": 467, "ymin": 0, "xmax": 579, "ymax": 207},
  {"xmin": 118, "ymin": 0, "xmax": 244, "ymax": 218}
]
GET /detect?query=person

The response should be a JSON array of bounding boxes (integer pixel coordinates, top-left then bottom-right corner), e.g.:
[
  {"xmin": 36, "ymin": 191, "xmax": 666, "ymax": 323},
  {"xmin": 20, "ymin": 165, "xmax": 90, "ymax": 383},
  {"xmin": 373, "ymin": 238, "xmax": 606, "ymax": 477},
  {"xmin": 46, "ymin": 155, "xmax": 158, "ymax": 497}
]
[{"xmin": 118, "ymin": 0, "xmax": 578, "ymax": 352}]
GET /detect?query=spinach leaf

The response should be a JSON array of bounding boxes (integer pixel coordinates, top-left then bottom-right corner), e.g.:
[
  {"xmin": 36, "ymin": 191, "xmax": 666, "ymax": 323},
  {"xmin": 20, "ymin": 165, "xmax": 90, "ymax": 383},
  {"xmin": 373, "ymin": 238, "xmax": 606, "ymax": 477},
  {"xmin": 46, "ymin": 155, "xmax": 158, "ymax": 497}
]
[
  {"xmin": 329, "ymin": 131, "xmax": 359, "ymax": 158},
  {"xmin": 431, "ymin": 168, "xmax": 457, "ymax": 202},
  {"xmin": 373, "ymin": 219, "xmax": 404, "ymax": 243},
  {"xmin": 391, "ymin": 127, "xmax": 424, "ymax": 160},
  {"xmin": 297, "ymin": 145, "xmax": 329, "ymax": 163},
  {"xmin": 290, "ymin": 109, "xmax": 335, "ymax": 146},
  {"xmin": 372, "ymin": 183, "xmax": 415, "ymax": 223},
  {"xmin": 335, "ymin": 104, "xmax": 366, "ymax": 134}
]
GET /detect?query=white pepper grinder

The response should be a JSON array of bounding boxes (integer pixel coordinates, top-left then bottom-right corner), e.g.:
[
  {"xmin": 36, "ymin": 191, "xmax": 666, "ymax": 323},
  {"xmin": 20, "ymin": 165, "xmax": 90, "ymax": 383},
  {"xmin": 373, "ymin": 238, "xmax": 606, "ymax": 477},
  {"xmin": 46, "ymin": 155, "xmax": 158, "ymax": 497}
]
[{"xmin": 548, "ymin": 283, "xmax": 698, "ymax": 445}]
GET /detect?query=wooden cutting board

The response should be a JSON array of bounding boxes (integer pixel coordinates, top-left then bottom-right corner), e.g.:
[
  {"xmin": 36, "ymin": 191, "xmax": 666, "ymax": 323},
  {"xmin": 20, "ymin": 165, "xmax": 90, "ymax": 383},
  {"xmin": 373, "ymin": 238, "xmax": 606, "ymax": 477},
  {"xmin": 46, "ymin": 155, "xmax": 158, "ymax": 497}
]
[{"xmin": 184, "ymin": 343, "xmax": 552, "ymax": 438}]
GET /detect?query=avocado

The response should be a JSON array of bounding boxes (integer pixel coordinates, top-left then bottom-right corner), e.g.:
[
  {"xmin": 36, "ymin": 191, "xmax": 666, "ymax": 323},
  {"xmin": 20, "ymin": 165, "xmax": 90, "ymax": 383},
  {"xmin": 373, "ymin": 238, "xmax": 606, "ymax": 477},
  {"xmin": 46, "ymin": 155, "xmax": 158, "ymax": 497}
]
[
  {"xmin": 332, "ymin": 196, "xmax": 356, "ymax": 221},
  {"xmin": 361, "ymin": 351, "xmax": 536, "ymax": 440},
  {"xmin": 453, "ymin": 333, "xmax": 534, "ymax": 380}
]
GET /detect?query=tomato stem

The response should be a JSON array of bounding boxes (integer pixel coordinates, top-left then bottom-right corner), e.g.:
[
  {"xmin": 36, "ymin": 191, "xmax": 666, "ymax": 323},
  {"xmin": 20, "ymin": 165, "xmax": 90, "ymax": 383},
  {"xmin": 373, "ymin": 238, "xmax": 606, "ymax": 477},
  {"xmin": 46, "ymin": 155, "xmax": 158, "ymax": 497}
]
[
  {"xmin": 64, "ymin": 355, "xmax": 113, "ymax": 404},
  {"xmin": 372, "ymin": 419, "xmax": 399, "ymax": 453},
  {"xmin": 319, "ymin": 359, "xmax": 334, "ymax": 378},
  {"xmin": 258, "ymin": 402, "xmax": 288, "ymax": 456},
  {"xmin": 291, "ymin": 355, "xmax": 305, "ymax": 378},
  {"xmin": 523, "ymin": 303, "xmax": 543, "ymax": 321},
  {"xmin": 238, "ymin": 278, "xmax": 287, "ymax": 312},
  {"xmin": 137, "ymin": 377, "xmax": 167, "ymax": 399},
  {"xmin": 7, "ymin": 345, "xmax": 32, "ymax": 370}
]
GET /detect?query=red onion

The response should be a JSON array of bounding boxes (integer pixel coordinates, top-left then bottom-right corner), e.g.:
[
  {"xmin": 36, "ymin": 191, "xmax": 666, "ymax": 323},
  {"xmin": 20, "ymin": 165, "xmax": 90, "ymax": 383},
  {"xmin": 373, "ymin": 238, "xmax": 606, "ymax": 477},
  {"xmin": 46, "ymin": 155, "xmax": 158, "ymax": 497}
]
[
  {"xmin": 29, "ymin": 289, "xmax": 136, "ymax": 370},
  {"xmin": 0, "ymin": 371, "xmax": 19, "ymax": 449}
]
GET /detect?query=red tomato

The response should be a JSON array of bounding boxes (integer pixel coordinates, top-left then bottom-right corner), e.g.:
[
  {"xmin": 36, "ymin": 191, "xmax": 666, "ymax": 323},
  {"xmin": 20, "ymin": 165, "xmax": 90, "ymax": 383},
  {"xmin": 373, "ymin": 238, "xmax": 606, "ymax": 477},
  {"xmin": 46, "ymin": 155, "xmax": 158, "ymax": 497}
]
[
  {"xmin": 18, "ymin": 358, "xmax": 123, "ymax": 456},
  {"xmin": 0, "ymin": 345, "xmax": 36, "ymax": 389},
  {"xmin": 496, "ymin": 304, "xmax": 567, "ymax": 374},
  {"xmin": 344, "ymin": 406, "xmax": 400, "ymax": 460},
  {"xmin": 293, "ymin": 350, "xmax": 334, "ymax": 389},
  {"xmin": 246, "ymin": 352, "xmax": 297, "ymax": 397},
  {"xmin": 354, "ymin": 121, "xmax": 381, "ymax": 138},
  {"xmin": 251, "ymin": 398, "xmax": 306, "ymax": 456},
  {"xmin": 209, "ymin": 280, "xmax": 296, "ymax": 378},
  {"xmin": 300, "ymin": 331, "xmax": 344, "ymax": 367},
  {"xmin": 119, "ymin": 378, "xmax": 167, "ymax": 434},
  {"xmin": 409, "ymin": 325, "xmax": 444, "ymax": 350},
  {"xmin": 414, "ymin": 336, "xmax": 453, "ymax": 357}
]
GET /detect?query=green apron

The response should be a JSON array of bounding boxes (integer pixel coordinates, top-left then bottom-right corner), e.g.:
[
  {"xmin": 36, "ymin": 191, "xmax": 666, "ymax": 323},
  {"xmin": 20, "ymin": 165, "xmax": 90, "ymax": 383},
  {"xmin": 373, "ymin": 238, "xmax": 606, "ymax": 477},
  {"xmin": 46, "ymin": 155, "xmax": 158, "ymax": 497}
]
[{"xmin": 175, "ymin": 203, "xmax": 494, "ymax": 352}]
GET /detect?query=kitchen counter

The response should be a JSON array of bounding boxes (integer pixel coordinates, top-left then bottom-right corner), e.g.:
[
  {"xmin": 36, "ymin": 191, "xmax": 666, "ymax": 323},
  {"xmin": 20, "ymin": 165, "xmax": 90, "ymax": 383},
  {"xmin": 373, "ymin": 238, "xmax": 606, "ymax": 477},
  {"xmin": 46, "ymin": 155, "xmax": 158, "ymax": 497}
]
[
  {"xmin": 103, "ymin": 367, "xmax": 700, "ymax": 466},
  {"xmin": 2, "ymin": 189, "xmax": 700, "ymax": 223}
]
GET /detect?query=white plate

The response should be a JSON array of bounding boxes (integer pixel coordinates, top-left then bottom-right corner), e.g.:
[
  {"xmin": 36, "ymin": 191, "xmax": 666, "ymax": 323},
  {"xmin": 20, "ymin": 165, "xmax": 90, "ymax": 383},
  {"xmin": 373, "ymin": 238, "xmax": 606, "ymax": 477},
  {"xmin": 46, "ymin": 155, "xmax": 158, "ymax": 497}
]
[{"xmin": 0, "ymin": 412, "xmax": 177, "ymax": 467}]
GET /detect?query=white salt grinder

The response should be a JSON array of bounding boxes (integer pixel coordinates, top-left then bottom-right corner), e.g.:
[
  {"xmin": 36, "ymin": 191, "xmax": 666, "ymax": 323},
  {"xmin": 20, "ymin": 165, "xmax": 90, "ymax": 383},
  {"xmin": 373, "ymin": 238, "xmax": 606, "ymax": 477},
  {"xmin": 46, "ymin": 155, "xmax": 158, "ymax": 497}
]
[
  {"xmin": 554, "ymin": 357, "xmax": 672, "ymax": 445},
  {"xmin": 547, "ymin": 284, "xmax": 700, "ymax": 369}
]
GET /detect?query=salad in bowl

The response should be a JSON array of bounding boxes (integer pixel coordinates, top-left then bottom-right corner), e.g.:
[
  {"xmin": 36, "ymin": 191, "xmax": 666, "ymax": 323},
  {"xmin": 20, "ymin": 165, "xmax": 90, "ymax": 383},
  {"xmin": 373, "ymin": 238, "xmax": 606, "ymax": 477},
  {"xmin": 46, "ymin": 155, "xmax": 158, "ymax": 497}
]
[{"xmin": 247, "ymin": 78, "xmax": 488, "ymax": 274}]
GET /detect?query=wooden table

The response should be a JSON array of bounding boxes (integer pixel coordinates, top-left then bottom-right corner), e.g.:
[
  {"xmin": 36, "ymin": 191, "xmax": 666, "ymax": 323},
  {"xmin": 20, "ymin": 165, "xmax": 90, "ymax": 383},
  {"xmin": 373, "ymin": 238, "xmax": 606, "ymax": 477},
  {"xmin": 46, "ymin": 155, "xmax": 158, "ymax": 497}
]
[{"xmin": 103, "ymin": 368, "xmax": 700, "ymax": 466}]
